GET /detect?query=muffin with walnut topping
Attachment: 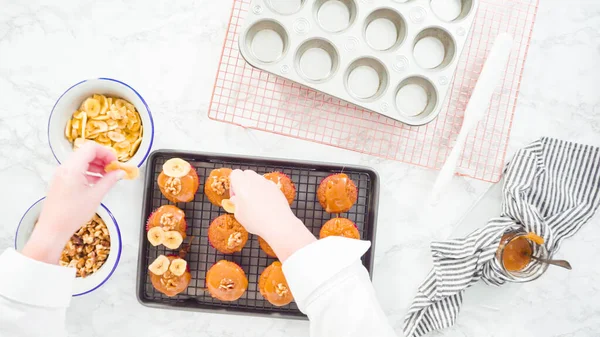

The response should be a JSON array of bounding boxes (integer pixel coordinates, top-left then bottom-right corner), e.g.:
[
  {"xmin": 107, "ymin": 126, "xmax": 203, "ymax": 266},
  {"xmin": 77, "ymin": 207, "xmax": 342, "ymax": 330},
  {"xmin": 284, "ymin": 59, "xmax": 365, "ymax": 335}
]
[
  {"xmin": 149, "ymin": 255, "xmax": 191, "ymax": 297},
  {"xmin": 259, "ymin": 261, "xmax": 293, "ymax": 306},
  {"xmin": 158, "ymin": 158, "xmax": 199, "ymax": 203},
  {"xmin": 146, "ymin": 205, "xmax": 187, "ymax": 249},
  {"xmin": 204, "ymin": 168, "xmax": 232, "ymax": 207},
  {"xmin": 146, "ymin": 205, "xmax": 187, "ymax": 237},
  {"xmin": 208, "ymin": 214, "xmax": 248, "ymax": 254},
  {"xmin": 206, "ymin": 260, "xmax": 248, "ymax": 301}
]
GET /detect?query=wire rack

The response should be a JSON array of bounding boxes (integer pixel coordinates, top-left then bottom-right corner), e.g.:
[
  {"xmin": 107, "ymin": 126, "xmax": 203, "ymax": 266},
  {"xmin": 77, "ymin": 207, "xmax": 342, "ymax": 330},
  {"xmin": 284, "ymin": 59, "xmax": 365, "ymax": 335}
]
[
  {"xmin": 136, "ymin": 150, "xmax": 379, "ymax": 318},
  {"xmin": 208, "ymin": 0, "xmax": 539, "ymax": 183}
]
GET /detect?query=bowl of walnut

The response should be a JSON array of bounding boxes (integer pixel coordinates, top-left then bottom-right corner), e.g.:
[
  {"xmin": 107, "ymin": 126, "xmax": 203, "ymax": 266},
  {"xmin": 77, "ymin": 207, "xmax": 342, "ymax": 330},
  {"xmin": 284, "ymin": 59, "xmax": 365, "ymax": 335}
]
[
  {"xmin": 48, "ymin": 78, "xmax": 154, "ymax": 167},
  {"xmin": 15, "ymin": 197, "xmax": 122, "ymax": 296}
]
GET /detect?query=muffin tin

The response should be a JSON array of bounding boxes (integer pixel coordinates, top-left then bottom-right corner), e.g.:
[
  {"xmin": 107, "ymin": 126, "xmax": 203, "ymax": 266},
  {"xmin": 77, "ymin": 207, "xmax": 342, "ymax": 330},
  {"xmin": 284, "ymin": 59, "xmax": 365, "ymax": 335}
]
[
  {"xmin": 136, "ymin": 150, "xmax": 379, "ymax": 318},
  {"xmin": 239, "ymin": 0, "xmax": 478, "ymax": 125}
]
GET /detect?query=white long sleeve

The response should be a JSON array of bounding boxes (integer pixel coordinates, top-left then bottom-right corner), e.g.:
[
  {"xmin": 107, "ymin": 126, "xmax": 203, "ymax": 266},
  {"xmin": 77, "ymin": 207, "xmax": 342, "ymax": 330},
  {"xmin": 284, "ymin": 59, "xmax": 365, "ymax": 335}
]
[
  {"xmin": 283, "ymin": 237, "xmax": 396, "ymax": 337},
  {"xmin": 0, "ymin": 239, "xmax": 395, "ymax": 337},
  {"xmin": 0, "ymin": 248, "xmax": 74, "ymax": 337}
]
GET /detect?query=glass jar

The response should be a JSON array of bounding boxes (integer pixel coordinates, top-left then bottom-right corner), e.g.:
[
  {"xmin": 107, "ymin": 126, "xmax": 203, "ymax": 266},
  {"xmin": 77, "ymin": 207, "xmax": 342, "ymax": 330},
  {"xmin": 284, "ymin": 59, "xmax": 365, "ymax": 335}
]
[{"xmin": 495, "ymin": 231, "xmax": 550, "ymax": 283}]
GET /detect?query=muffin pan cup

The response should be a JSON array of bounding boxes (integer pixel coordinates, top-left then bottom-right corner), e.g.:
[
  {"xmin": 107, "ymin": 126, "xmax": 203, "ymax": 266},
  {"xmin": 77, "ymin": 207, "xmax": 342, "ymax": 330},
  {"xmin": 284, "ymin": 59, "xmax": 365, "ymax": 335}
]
[
  {"xmin": 239, "ymin": 0, "xmax": 478, "ymax": 125},
  {"xmin": 136, "ymin": 150, "xmax": 379, "ymax": 318}
]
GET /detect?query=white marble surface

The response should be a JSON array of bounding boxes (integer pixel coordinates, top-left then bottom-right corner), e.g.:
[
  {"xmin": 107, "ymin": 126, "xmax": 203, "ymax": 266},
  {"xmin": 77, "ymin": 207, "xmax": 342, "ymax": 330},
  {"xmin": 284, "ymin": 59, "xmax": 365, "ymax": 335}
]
[{"xmin": 1, "ymin": 0, "xmax": 599, "ymax": 336}]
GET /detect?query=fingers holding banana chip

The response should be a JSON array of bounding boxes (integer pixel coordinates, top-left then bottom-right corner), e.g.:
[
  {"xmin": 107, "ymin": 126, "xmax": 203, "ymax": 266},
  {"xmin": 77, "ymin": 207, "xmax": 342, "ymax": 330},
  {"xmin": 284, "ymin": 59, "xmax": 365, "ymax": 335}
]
[
  {"xmin": 65, "ymin": 94, "xmax": 143, "ymax": 163},
  {"xmin": 222, "ymin": 199, "xmax": 236, "ymax": 213},
  {"xmin": 105, "ymin": 160, "xmax": 139, "ymax": 180}
]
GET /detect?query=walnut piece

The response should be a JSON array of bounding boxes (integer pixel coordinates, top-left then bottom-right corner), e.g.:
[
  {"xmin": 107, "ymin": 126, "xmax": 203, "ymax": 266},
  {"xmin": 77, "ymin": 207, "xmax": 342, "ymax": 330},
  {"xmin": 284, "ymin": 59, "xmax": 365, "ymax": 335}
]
[
  {"xmin": 159, "ymin": 212, "xmax": 177, "ymax": 231},
  {"xmin": 165, "ymin": 177, "xmax": 182, "ymax": 195},
  {"xmin": 226, "ymin": 232, "xmax": 243, "ymax": 249},
  {"xmin": 59, "ymin": 214, "xmax": 111, "ymax": 278},
  {"xmin": 275, "ymin": 283, "xmax": 289, "ymax": 297},
  {"xmin": 160, "ymin": 271, "xmax": 180, "ymax": 290},
  {"xmin": 166, "ymin": 279, "xmax": 178, "ymax": 289},
  {"xmin": 210, "ymin": 176, "xmax": 230, "ymax": 195},
  {"xmin": 219, "ymin": 278, "xmax": 235, "ymax": 290}
]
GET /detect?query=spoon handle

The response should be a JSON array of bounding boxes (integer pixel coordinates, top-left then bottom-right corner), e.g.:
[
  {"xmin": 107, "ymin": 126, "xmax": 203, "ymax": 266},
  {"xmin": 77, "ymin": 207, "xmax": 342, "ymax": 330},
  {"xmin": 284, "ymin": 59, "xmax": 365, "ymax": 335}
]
[{"xmin": 531, "ymin": 255, "xmax": 572, "ymax": 270}]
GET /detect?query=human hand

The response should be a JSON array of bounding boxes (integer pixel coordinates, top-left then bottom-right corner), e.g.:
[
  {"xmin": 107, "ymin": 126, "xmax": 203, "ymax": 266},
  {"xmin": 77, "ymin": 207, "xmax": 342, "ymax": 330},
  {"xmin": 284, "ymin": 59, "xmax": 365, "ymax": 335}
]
[
  {"xmin": 22, "ymin": 142, "xmax": 125, "ymax": 264},
  {"xmin": 229, "ymin": 170, "xmax": 315, "ymax": 262},
  {"xmin": 229, "ymin": 170, "xmax": 296, "ymax": 237}
]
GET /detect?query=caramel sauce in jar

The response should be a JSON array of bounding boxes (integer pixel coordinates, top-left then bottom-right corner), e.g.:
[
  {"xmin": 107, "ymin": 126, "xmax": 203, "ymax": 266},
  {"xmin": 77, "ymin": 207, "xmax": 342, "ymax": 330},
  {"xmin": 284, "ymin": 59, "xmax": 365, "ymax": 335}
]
[{"xmin": 498, "ymin": 232, "xmax": 544, "ymax": 272}]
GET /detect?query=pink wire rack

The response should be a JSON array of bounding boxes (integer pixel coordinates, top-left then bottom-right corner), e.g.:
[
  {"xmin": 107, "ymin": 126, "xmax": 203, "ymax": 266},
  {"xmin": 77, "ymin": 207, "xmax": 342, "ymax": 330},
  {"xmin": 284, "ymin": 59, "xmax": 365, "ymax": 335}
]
[{"xmin": 208, "ymin": 0, "xmax": 539, "ymax": 182}]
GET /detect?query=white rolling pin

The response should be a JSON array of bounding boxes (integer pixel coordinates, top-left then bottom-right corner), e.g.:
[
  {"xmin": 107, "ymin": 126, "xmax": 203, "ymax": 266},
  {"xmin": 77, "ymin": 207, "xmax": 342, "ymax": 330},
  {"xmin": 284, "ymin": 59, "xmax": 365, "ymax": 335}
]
[{"xmin": 430, "ymin": 33, "xmax": 514, "ymax": 203}]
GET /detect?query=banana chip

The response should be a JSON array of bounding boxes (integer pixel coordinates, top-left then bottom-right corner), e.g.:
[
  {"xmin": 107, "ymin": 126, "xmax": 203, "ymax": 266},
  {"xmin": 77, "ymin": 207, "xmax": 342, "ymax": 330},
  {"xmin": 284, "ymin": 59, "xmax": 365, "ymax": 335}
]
[
  {"xmin": 107, "ymin": 131, "xmax": 126, "ymax": 143},
  {"xmin": 73, "ymin": 110, "xmax": 85, "ymax": 119},
  {"xmin": 130, "ymin": 138, "xmax": 142, "ymax": 157},
  {"xmin": 125, "ymin": 132, "xmax": 139, "ymax": 144},
  {"xmin": 87, "ymin": 120, "xmax": 108, "ymax": 136},
  {"xmin": 82, "ymin": 98, "xmax": 101, "ymax": 117},
  {"xmin": 117, "ymin": 118, "xmax": 128, "ymax": 130},
  {"xmin": 97, "ymin": 133, "xmax": 110, "ymax": 143},
  {"xmin": 73, "ymin": 138, "xmax": 88, "ymax": 149},
  {"xmin": 222, "ymin": 199, "xmax": 236, "ymax": 213},
  {"xmin": 114, "ymin": 99, "xmax": 127, "ymax": 109},
  {"xmin": 105, "ymin": 160, "xmax": 139, "ymax": 180},
  {"xmin": 106, "ymin": 119, "xmax": 118, "ymax": 131},
  {"xmin": 92, "ymin": 115, "xmax": 110, "ymax": 121},
  {"xmin": 124, "ymin": 102, "xmax": 135, "ymax": 112},
  {"xmin": 108, "ymin": 109, "xmax": 121, "ymax": 120},
  {"xmin": 80, "ymin": 112, "xmax": 87, "ymax": 137},
  {"xmin": 93, "ymin": 94, "xmax": 109, "ymax": 115},
  {"xmin": 97, "ymin": 138, "xmax": 112, "ymax": 147},
  {"xmin": 114, "ymin": 141, "xmax": 131, "ymax": 160},
  {"xmin": 71, "ymin": 119, "xmax": 81, "ymax": 139},
  {"xmin": 65, "ymin": 94, "xmax": 143, "ymax": 162},
  {"xmin": 65, "ymin": 119, "xmax": 72, "ymax": 141}
]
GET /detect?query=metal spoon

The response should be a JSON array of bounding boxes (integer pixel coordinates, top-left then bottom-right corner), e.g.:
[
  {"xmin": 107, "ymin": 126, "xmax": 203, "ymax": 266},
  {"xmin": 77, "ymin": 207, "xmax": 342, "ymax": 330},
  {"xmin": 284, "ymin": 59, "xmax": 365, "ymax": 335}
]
[{"xmin": 530, "ymin": 255, "xmax": 572, "ymax": 270}]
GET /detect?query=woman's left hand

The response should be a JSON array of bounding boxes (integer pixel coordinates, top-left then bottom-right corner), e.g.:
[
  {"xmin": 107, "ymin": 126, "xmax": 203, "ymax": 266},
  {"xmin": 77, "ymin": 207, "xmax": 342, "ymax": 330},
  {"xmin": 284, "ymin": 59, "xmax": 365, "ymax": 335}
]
[{"xmin": 22, "ymin": 142, "xmax": 125, "ymax": 264}]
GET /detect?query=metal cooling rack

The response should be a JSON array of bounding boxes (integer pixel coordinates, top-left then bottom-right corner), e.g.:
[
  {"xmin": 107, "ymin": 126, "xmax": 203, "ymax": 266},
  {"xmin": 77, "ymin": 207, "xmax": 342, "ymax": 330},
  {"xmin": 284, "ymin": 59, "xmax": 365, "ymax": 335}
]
[
  {"xmin": 208, "ymin": 0, "xmax": 539, "ymax": 182},
  {"xmin": 136, "ymin": 150, "xmax": 379, "ymax": 318}
]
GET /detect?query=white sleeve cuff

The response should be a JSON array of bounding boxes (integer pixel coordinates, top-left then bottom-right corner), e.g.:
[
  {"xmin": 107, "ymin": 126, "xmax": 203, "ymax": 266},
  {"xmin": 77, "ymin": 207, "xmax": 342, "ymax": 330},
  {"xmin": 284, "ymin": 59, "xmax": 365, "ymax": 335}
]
[
  {"xmin": 282, "ymin": 236, "xmax": 371, "ymax": 312},
  {"xmin": 0, "ymin": 248, "xmax": 75, "ymax": 308}
]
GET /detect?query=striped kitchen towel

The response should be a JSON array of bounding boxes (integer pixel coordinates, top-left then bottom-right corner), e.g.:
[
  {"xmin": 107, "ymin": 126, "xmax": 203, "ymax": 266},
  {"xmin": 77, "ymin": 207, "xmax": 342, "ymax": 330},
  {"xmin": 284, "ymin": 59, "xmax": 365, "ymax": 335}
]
[{"xmin": 404, "ymin": 137, "xmax": 600, "ymax": 337}]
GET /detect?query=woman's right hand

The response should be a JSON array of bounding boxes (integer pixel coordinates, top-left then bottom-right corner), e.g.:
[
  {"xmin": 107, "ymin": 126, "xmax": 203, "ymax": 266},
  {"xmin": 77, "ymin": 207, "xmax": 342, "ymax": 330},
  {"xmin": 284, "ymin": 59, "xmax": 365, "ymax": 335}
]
[
  {"xmin": 229, "ymin": 170, "xmax": 316, "ymax": 262},
  {"xmin": 229, "ymin": 170, "xmax": 296, "ymax": 237}
]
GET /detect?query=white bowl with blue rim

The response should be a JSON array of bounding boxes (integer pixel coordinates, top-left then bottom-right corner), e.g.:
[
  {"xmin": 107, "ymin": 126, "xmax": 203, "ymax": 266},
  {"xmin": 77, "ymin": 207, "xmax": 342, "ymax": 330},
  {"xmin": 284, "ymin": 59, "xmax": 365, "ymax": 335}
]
[
  {"xmin": 15, "ymin": 197, "xmax": 122, "ymax": 296},
  {"xmin": 48, "ymin": 78, "xmax": 154, "ymax": 167}
]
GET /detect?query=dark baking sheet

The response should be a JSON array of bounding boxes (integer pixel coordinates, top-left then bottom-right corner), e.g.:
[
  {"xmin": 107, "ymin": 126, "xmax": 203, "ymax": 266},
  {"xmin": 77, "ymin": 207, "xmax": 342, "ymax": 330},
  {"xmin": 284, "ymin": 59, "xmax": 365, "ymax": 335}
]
[{"xmin": 136, "ymin": 149, "xmax": 379, "ymax": 319}]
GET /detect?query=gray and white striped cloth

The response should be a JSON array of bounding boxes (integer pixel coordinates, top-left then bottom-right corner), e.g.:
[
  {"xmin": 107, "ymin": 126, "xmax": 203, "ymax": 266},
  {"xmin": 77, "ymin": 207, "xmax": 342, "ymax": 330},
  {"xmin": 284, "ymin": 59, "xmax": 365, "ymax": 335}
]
[{"xmin": 404, "ymin": 137, "xmax": 600, "ymax": 337}]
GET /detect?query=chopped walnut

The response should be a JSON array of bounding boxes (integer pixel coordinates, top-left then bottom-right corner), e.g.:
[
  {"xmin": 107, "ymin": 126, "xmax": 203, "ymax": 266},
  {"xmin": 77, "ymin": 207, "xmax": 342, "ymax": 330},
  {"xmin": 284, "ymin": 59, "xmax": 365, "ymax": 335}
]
[
  {"xmin": 165, "ymin": 177, "xmax": 182, "ymax": 195},
  {"xmin": 275, "ymin": 283, "xmax": 289, "ymax": 297},
  {"xmin": 166, "ymin": 278, "xmax": 178, "ymax": 289},
  {"xmin": 159, "ymin": 212, "xmax": 177, "ymax": 231},
  {"xmin": 159, "ymin": 271, "xmax": 180, "ymax": 290},
  {"xmin": 59, "ymin": 214, "xmax": 111, "ymax": 278},
  {"xmin": 219, "ymin": 278, "xmax": 235, "ymax": 290},
  {"xmin": 227, "ymin": 232, "xmax": 243, "ymax": 249},
  {"xmin": 210, "ymin": 176, "xmax": 230, "ymax": 195}
]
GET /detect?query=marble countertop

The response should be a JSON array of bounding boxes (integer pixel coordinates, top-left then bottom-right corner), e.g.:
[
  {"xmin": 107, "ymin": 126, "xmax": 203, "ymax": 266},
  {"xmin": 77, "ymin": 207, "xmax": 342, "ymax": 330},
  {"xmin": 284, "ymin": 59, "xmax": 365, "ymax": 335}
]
[{"xmin": 1, "ymin": 0, "xmax": 599, "ymax": 336}]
